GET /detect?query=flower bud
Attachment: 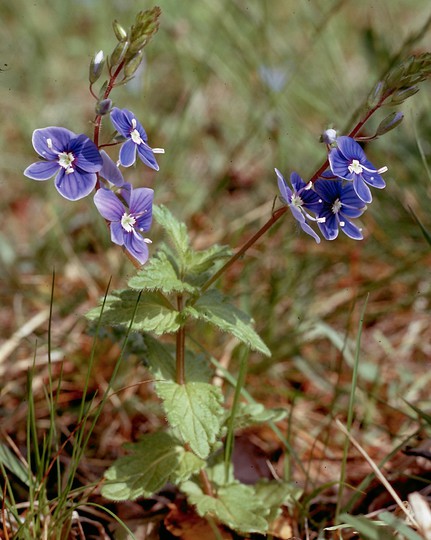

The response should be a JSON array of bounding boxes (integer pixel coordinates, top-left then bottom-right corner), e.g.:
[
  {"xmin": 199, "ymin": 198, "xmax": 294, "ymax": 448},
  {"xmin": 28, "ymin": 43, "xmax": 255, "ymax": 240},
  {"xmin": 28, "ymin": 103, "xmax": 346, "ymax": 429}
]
[
  {"xmin": 375, "ymin": 112, "xmax": 404, "ymax": 136},
  {"xmin": 89, "ymin": 50, "xmax": 105, "ymax": 84},
  {"xmin": 320, "ymin": 128, "xmax": 337, "ymax": 144},
  {"xmin": 96, "ymin": 98, "xmax": 112, "ymax": 116},
  {"xmin": 110, "ymin": 40, "xmax": 129, "ymax": 68},
  {"xmin": 390, "ymin": 85, "xmax": 419, "ymax": 105},
  {"xmin": 367, "ymin": 80, "xmax": 384, "ymax": 109},
  {"xmin": 123, "ymin": 50, "xmax": 144, "ymax": 79},
  {"xmin": 112, "ymin": 20, "xmax": 128, "ymax": 42}
]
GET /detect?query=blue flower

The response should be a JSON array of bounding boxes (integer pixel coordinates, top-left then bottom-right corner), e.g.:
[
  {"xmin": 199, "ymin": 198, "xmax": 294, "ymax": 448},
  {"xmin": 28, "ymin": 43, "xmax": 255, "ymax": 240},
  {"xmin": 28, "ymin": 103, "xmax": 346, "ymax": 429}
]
[
  {"xmin": 275, "ymin": 169, "xmax": 323, "ymax": 243},
  {"xmin": 24, "ymin": 127, "xmax": 102, "ymax": 201},
  {"xmin": 110, "ymin": 107, "xmax": 164, "ymax": 170},
  {"xmin": 314, "ymin": 178, "xmax": 366, "ymax": 240},
  {"xmin": 94, "ymin": 183, "xmax": 154, "ymax": 265},
  {"xmin": 328, "ymin": 136, "xmax": 387, "ymax": 203}
]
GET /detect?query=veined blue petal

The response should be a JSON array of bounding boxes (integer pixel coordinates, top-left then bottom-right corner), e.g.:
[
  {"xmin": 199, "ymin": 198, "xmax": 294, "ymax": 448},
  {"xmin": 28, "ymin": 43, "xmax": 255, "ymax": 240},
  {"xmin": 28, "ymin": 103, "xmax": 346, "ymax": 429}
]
[
  {"xmin": 353, "ymin": 176, "xmax": 372, "ymax": 203},
  {"xmin": 328, "ymin": 148, "xmax": 353, "ymax": 180},
  {"xmin": 340, "ymin": 217, "xmax": 363, "ymax": 240},
  {"xmin": 119, "ymin": 139, "xmax": 137, "ymax": 167},
  {"xmin": 94, "ymin": 188, "xmax": 124, "ymax": 221},
  {"xmin": 32, "ymin": 127, "xmax": 76, "ymax": 158},
  {"xmin": 110, "ymin": 221, "xmax": 125, "ymax": 246},
  {"xmin": 110, "ymin": 107, "xmax": 132, "ymax": 137},
  {"xmin": 99, "ymin": 150, "xmax": 124, "ymax": 186},
  {"xmin": 318, "ymin": 216, "xmax": 339, "ymax": 240},
  {"xmin": 55, "ymin": 170, "xmax": 97, "ymax": 201},
  {"xmin": 336, "ymin": 136, "xmax": 366, "ymax": 162},
  {"xmin": 299, "ymin": 221, "xmax": 321, "ymax": 243},
  {"xmin": 137, "ymin": 144, "xmax": 159, "ymax": 171},
  {"xmin": 123, "ymin": 230, "xmax": 150, "ymax": 265},
  {"xmin": 275, "ymin": 169, "xmax": 292, "ymax": 203},
  {"xmin": 71, "ymin": 134, "xmax": 102, "ymax": 173},
  {"xmin": 24, "ymin": 160, "xmax": 59, "ymax": 180},
  {"xmin": 130, "ymin": 187, "xmax": 154, "ymax": 231}
]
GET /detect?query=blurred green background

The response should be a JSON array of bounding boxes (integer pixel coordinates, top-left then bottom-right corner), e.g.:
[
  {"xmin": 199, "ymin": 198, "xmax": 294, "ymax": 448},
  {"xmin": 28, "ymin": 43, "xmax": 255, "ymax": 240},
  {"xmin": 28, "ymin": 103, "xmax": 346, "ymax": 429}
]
[{"xmin": 1, "ymin": 0, "xmax": 431, "ymax": 450}]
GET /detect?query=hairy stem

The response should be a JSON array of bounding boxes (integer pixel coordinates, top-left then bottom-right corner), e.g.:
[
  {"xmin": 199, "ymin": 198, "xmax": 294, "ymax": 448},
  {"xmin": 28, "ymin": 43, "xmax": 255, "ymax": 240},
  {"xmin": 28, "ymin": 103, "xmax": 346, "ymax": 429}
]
[{"xmin": 175, "ymin": 295, "xmax": 185, "ymax": 385}]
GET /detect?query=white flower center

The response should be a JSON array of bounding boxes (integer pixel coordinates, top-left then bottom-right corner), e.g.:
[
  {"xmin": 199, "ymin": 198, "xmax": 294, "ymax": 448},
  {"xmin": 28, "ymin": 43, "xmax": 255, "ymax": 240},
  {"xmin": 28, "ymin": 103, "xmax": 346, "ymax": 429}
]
[
  {"xmin": 348, "ymin": 159, "xmax": 363, "ymax": 175},
  {"xmin": 130, "ymin": 119, "xmax": 144, "ymax": 145},
  {"xmin": 291, "ymin": 194, "xmax": 303, "ymax": 208},
  {"xmin": 332, "ymin": 198, "xmax": 342, "ymax": 214},
  {"xmin": 58, "ymin": 151, "xmax": 75, "ymax": 174},
  {"xmin": 121, "ymin": 213, "xmax": 136, "ymax": 232}
]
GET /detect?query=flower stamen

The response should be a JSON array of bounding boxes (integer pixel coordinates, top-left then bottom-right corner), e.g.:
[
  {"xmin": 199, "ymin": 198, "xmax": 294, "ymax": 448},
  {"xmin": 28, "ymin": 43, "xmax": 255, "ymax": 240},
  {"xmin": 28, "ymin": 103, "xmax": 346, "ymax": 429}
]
[{"xmin": 121, "ymin": 213, "xmax": 136, "ymax": 232}]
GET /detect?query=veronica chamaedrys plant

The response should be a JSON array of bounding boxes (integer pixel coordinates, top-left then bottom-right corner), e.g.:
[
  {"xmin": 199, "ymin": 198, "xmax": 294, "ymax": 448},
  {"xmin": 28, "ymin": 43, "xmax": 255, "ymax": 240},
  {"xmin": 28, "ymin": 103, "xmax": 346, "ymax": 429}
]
[{"xmin": 20, "ymin": 4, "xmax": 431, "ymax": 536}]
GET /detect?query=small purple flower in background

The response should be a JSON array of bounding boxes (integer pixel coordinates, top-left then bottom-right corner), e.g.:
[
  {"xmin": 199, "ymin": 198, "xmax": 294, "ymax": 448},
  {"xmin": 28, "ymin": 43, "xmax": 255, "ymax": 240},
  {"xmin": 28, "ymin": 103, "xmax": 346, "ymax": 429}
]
[
  {"xmin": 99, "ymin": 150, "xmax": 124, "ymax": 186},
  {"xmin": 328, "ymin": 136, "xmax": 387, "ymax": 203},
  {"xmin": 110, "ymin": 107, "xmax": 164, "ymax": 170},
  {"xmin": 275, "ymin": 169, "xmax": 323, "ymax": 244},
  {"xmin": 314, "ymin": 178, "xmax": 366, "ymax": 240},
  {"xmin": 94, "ymin": 183, "xmax": 154, "ymax": 265},
  {"xmin": 24, "ymin": 127, "xmax": 103, "ymax": 201}
]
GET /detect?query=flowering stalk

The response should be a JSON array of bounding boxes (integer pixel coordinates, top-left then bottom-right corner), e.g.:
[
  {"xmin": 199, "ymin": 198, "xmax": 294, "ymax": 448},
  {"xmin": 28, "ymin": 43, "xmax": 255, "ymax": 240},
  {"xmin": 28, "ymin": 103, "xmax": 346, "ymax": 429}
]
[{"xmin": 199, "ymin": 93, "xmax": 391, "ymax": 293}]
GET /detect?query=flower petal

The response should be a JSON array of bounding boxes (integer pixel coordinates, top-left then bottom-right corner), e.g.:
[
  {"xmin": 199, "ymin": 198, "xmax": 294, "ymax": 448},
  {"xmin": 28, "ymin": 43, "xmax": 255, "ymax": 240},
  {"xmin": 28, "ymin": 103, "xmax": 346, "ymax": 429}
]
[
  {"xmin": 339, "ymin": 217, "xmax": 363, "ymax": 240},
  {"xmin": 290, "ymin": 171, "xmax": 307, "ymax": 192},
  {"xmin": 55, "ymin": 170, "xmax": 97, "ymax": 201},
  {"xmin": 328, "ymin": 148, "xmax": 353, "ymax": 180},
  {"xmin": 110, "ymin": 221, "xmax": 125, "ymax": 246},
  {"xmin": 94, "ymin": 188, "xmax": 125, "ymax": 221},
  {"xmin": 353, "ymin": 176, "xmax": 372, "ymax": 203},
  {"xmin": 336, "ymin": 136, "xmax": 366, "ymax": 162},
  {"xmin": 123, "ymin": 230, "xmax": 150, "ymax": 265},
  {"xmin": 299, "ymin": 220, "xmax": 321, "ymax": 243},
  {"xmin": 361, "ymin": 161, "xmax": 386, "ymax": 188},
  {"xmin": 32, "ymin": 127, "xmax": 76, "ymax": 159},
  {"xmin": 70, "ymin": 134, "xmax": 102, "ymax": 173},
  {"xmin": 130, "ymin": 187, "xmax": 154, "ymax": 231},
  {"xmin": 99, "ymin": 150, "xmax": 125, "ymax": 186},
  {"xmin": 275, "ymin": 169, "xmax": 292, "ymax": 204},
  {"xmin": 119, "ymin": 139, "xmax": 137, "ymax": 167},
  {"xmin": 137, "ymin": 144, "xmax": 159, "ymax": 171},
  {"xmin": 110, "ymin": 107, "xmax": 132, "ymax": 137},
  {"xmin": 24, "ymin": 160, "xmax": 59, "ymax": 180},
  {"xmin": 318, "ymin": 216, "xmax": 339, "ymax": 240}
]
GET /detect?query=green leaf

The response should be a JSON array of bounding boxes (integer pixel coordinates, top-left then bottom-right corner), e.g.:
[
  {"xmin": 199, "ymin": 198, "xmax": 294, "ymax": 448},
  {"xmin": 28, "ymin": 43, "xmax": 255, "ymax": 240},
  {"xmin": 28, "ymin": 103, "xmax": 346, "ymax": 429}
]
[
  {"xmin": 337, "ymin": 513, "xmax": 394, "ymax": 540},
  {"xmin": 86, "ymin": 289, "xmax": 180, "ymax": 334},
  {"xmin": 153, "ymin": 205, "xmax": 190, "ymax": 263},
  {"xmin": 254, "ymin": 479, "xmax": 302, "ymax": 523},
  {"xmin": 102, "ymin": 432, "xmax": 205, "ymax": 501},
  {"xmin": 182, "ymin": 480, "xmax": 269, "ymax": 533},
  {"xmin": 224, "ymin": 402, "xmax": 288, "ymax": 430},
  {"xmin": 0, "ymin": 443, "xmax": 29, "ymax": 486},
  {"xmin": 183, "ymin": 244, "xmax": 232, "ymax": 286},
  {"xmin": 184, "ymin": 289, "xmax": 271, "ymax": 356},
  {"xmin": 128, "ymin": 251, "xmax": 198, "ymax": 295},
  {"xmin": 155, "ymin": 379, "xmax": 224, "ymax": 459},
  {"xmin": 378, "ymin": 511, "xmax": 423, "ymax": 540}
]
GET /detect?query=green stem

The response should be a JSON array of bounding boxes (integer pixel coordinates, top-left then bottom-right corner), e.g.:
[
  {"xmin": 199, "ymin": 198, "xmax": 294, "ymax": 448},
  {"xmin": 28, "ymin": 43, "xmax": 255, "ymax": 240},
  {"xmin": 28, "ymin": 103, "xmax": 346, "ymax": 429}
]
[{"xmin": 176, "ymin": 295, "xmax": 185, "ymax": 385}]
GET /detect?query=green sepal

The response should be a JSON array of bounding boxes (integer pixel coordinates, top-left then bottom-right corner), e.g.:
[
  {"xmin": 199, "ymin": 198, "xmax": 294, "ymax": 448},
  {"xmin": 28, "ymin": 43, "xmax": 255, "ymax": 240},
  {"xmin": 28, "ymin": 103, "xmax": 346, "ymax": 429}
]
[
  {"xmin": 184, "ymin": 289, "xmax": 271, "ymax": 356},
  {"xmin": 102, "ymin": 431, "xmax": 205, "ymax": 501},
  {"xmin": 86, "ymin": 289, "xmax": 180, "ymax": 335},
  {"xmin": 181, "ymin": 479, "xmax": 269, "ymax": 533}
]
